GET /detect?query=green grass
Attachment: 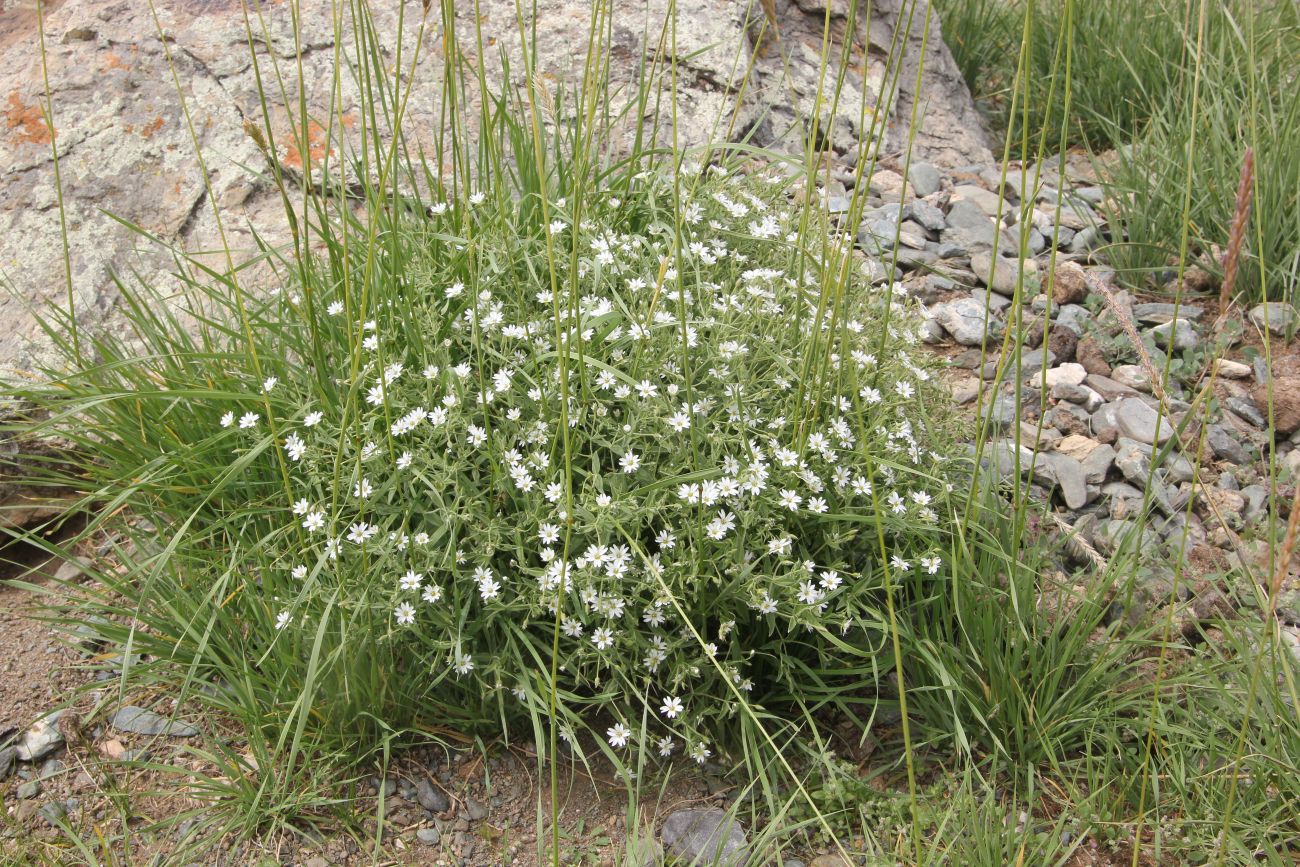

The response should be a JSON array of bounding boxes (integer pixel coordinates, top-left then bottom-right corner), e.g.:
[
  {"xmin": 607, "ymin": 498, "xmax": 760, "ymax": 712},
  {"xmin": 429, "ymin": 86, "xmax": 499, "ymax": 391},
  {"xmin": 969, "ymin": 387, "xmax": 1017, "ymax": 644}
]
[
  {"xmin": 936, "ymin": 0, "xmax": 1300, "ymax": 302},
  {"xmin": 3, "ymin": 0, "xmax": 1300, "ymax": 864}
]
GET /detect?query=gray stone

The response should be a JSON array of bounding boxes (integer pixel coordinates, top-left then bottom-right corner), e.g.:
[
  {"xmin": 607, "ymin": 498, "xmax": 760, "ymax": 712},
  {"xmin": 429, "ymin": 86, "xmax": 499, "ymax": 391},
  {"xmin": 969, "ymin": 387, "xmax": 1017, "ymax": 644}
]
[
  {"xmin": 0, "ymin": 0, "xmax": 989, "ymax": 389},
  {"xmin": 465, "ymin": 799, "xmax": 488, "ymax": 821},
  {"xmin": 1133, "ymin": 303, "xmax": 1203, "ymax": 324},
  {"xmin": 415, "ymin": 778, "xmax": 450, "ymax": 813},
  {"xmin": 1069, "ymin": 225, "xmax": 1101, "ymax": 253},
  {"xmin": 919, "ymin": 317, "xmax": 946, "ymax": 344},
  {"xmin": 903, "ymin": 198, "xmax": 946, "ymax": 231},
  {"xmin": 1207, "ymin": 425, "xmax": 1251, "ymax": 465},
  {"xmin": 109, "ymin": 706, "xmax": 199, "ymax": 738},
  {"xmin": 1085, "ymin": 374, "xmax": 1139, "ymax": 402},
  {"xmin": 417, "ymin": 827, "xmax": 442, "ymax": 845},
  {"xmin": 1148, "ymin": 318, "xmax": 1199, "ymax": 352},
  {"xmin": 1113, "ymin": 442, "xmax": 1175, "ymax": 514},
  {"xmin": 951, "ymin": 183, "xmax": 1005, "ymax": 217},
  {"xmin": 969, "ymin": 288, "xmax": 1011, "ymax": 313},
  {"xmin": 970, "ymin": 250, "xmax": 1033, "ymax": 295},
  {"xmin": 897, "ymin": 220, "xmax": 929, "ymax": 249},
  {"xmin": 16, "ymin": 712, "xmax": 64, "ymax": 762},
  {"xmin": 931, "ymin": 297, "xmax": 1003, "ymax": 346},
  {"xmin": 17, "ymin": 780, "xmax": 41, "ymax": 799},
  {"xmin": 1225, "ymin": 396, "xmax": 1267, "ymax": 429},
  {"xmin": 942, "ymin": 199, "xmax": 1000, "ymax": 251},
  {"xmin": 1054, "ymin": 304, "xmax": 1092, "ymax": 336},
  {"xmin": 907, "ymin": 162, "xmax": 942, "ymax": 197},
  {"xmin": 1043, "ymin": 363, "xmax": 1088, "ymax": 388},
  {"xmin": 1079, "ymin": 442, "xmax": 1116, "ymax": 484},
  {"xmin": 0, "ymin": 746, "xmax": 14, "ymax": 781},
  {"xmin": 980, "ymin": 393, "xmax": 1020, "ymax": 431},
  {"xmin": 38, "ymin": 801, "xmax": 68, "ymax": 827},
  {"xmin": 1040, "ymin": 453, "xmax": 1089, "ymax": 509},
  {"xmin": 1214, "ymin": 359, "xmax": 1252, "ymax": 379},
  {"xmin": 1248, "ymin": 302, "xmax": 1299, "ymax": 336},
  {"xmin": 1111, "ymin": 364, "xmax": 1153, "ymax": 393},
  {"xmin": 661, "ymin": 808, "xmax": 748, "ymax": 866},
  {"xmin": 1114, "ymin": 398, "xmax": 1172, "ymax": 445}
]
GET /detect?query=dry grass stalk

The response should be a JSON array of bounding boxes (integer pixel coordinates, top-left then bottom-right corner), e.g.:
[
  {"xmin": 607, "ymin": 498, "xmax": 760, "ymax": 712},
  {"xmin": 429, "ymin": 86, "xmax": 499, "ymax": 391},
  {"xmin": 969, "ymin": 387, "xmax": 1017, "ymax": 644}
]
[
  {"xmin": 1215, "ymin": 147, "xmax": 1254, "ymax": 332},
  {"xmin": 1269, "ymin": 483, "xmax": 1300, "ymax": 612},
  {"xmin": 1085, "ymin": 270, "xmax": 1169, "ymax": 406},
  {"xmin": 1047, "ymin": 511, "xmax": 1108, "ymax": 571}
]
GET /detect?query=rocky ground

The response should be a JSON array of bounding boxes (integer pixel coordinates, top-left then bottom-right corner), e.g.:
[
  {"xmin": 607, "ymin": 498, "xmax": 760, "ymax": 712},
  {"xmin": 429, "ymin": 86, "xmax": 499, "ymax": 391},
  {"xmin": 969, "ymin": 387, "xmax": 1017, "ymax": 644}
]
[
  {"xmin": 3, "ymin": 2, "xmax": 1299, "ymax": 862},
  {"xmin": 4, "ymin": 147, "xmax": 1297, "ymax": 865}
]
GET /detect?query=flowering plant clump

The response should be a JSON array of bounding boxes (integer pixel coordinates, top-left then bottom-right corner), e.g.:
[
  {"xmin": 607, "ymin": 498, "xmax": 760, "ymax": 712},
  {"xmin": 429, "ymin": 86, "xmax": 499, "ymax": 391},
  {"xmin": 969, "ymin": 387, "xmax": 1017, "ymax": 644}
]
[{"xmin": 216, "ymin": 161, "xmax": 956, "ymax": 761}]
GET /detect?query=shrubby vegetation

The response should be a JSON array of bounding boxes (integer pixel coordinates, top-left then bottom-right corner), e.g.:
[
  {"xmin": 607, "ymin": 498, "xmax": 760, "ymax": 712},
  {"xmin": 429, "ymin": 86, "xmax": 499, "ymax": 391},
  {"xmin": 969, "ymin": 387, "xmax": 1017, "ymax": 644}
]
[{"xmin": 937, "ymin": 0, "xmax": 1300, "ymax": 300}]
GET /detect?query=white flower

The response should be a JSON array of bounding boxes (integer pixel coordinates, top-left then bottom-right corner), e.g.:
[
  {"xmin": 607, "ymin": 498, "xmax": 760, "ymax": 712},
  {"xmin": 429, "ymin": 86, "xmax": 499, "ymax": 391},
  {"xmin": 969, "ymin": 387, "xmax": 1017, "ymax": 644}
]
[
  {"xmin": 656, "ymin": 528, "xmax": 676, "ymax": 550},
  {"xmin": 591, "ymin": 627, "xmax": 616, "ymax": 650},
  {"xmin": 396, "ymin": 451, "xmax": 413, "ymax": 470},
  {"xmin": 291, "ymin": 565, "xmax": 307, "ymax": 580},
  {"xmin": 302, "ymin": 511, "xmax": 326, "ymax": 533},
  {"xmin": 346, "ymin": 522, "xmax": 377, "ymax": 545},
  {"xmin": 422, "ymin": 584, "xmax": 443, "ymax": 603},
  {"xmin": 689, "ymin": 742, "xmax": 712, "ymax": 764},
  {"xmin": 454, "ymin": 653, "xmax": 474, "ymax": 674},
  {"xmin": 620, "ymin": 452, "xmax": 641, "ymax": 473},
  {"xmin": 659, "ymin": 696, "xmax": 684, "ymax": 719},
  {"xmin": 921, "ymin": 555, "xmax": 942, "ymax": 574},
  {"xmin": 238, "ymin": 412, "xmax": 259, "ymax": 429},
  {"xmin": 292, "ymin": 498, "xmax": 311, "ymax": 515},
  {"xmin": 656, "ymin": 736, "xmax": 676, "ymax": 757},
  {"xmin": 262, "ymin": 376, "xmax": 278, "ymax": 393},
  {"xmin": 606, "ymin": 723, "xmax": 632, "ymax": 748},
  {"xmin": 797, "ymin": 582, "xmax": 823, "ymax": 605},
  {"xmin": 399, "ymin": 570, "xmax": 423, "ymax": 591},
  {"xmin": 353, "ymin": 478, "xmax": 373, "ymax": 499},
  {"xmin": 469, "ymin": 191, "xmax": 486, "ymax": 205},
  {"xmin": 806, "ymin": 496, "xmax": 828, "ymax": 514},
  {"xmin": 666, "ymin": 411, "xmax": 691, "ymax": 432},
  {"xmin": 394, "ymin": 602, "xmax": 416, "ymax": 626},
  {"xmin": 219, "ymin": 411, "xmax": 235, "ymax": 428},
  {"xmin": 275, "ymin": 611, "xmax": 291, "ymax": 630},
  {"xmin": 284, "ymin": 434, "xmax": 306, "ymax": 461},
  {"xmin": 778, "ymin": 489, "xmax": 802, "ymax": 511},
  {"xmin": 478, "ymin": 574, "xmax": 500, "ymax": 600},
  {"xmin": 467, "ymin": 425, "xmax": 487, "ymax": 447},
  {"xmin": 326, "ymin": 301, "xmax": 344, "ymax": 315},
  {"xmin": 705, "ymin": 510, "xmax": 736, "ymax": 540},
  {"xmin": 890, "ymin": 554, "xmax": 911, "ymax": 572},
  {"xmin": 539, "ymin": 523, "xmax": 560, "ymax": 545},
  {"xmin": 303, "ymin": 411, "xmax": 323, "ymax": 427}
]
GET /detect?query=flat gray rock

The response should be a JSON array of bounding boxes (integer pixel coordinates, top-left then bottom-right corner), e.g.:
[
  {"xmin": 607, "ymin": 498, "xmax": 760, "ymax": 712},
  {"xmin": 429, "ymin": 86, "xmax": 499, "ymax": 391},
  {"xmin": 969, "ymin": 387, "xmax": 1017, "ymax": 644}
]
[
  {"xmin": 110, "ymin": 706, "xmax": 199, "ymax": 738},
  {"xmin": 1114, "ymin": 397, "xmax": 1172, "ymax": 445},
  {"xmin": 15, "ymin": 711, "xmax": 64, "ymax": 761},
  {"xmin": 1248, "ymin": 302, "xmax": 1298, "ymax": 335},
  {"xmin": 1148, "ymin": 318, "xmax": 1199, "ymax": 352},
  {"xmin": 1040, "ymin": 453, "xmax": 1088, "ymax": 509},
  {"xmin": 661, "ymin": 808, "xmax": 749, "ymax": 866},
  {"xmin": 932, "ymin": 297, "xmax": 1003, "ymax": 347}
]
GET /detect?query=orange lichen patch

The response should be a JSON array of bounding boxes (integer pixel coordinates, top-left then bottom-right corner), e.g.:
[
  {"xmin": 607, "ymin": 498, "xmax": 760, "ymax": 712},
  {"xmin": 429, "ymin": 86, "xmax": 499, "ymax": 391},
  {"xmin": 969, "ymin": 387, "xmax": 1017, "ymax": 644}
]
[
  {"xmin": 282, "ymin": 119, "xmax": 330, "ymax": 170},
  {"xmin": 5, "ymin": 91, "xmax": 51, "ymax": 146},
  {"xmin": 340, "ymin": 111, "xmax": 357, "ymax": 129},
  {"xmin": 103, "ymin": 52, "xmax": 130, "ymax": 71},
  {"xmin": 141, "ymin": 116, "xmax": 165, "ymax": 138}
]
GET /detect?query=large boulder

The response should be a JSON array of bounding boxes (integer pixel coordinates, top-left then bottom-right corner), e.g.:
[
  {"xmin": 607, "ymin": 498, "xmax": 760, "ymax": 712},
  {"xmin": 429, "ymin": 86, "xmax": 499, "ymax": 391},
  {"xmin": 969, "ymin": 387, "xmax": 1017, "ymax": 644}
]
[{"xmin": 0, "ymin": 0, "xmax": 988, "ymax": 384}]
